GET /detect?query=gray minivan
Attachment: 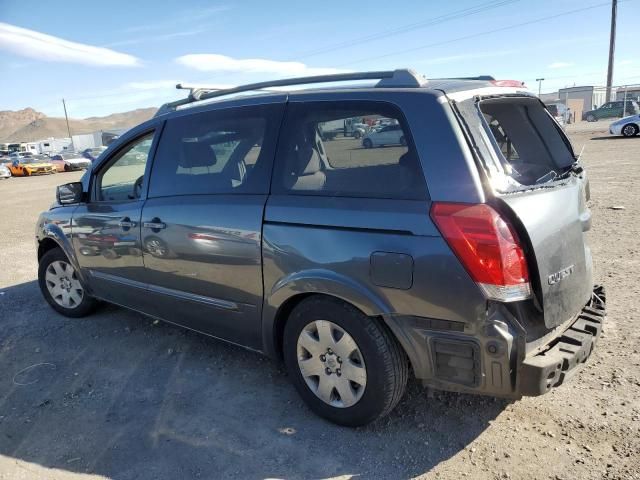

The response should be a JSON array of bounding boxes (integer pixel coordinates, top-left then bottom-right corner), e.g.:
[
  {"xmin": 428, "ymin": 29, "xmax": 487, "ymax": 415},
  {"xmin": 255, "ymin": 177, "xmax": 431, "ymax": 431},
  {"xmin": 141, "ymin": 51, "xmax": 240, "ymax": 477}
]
[{"xmin": 36, "ymin": 70, "xmax": 605, "ymax": 426}]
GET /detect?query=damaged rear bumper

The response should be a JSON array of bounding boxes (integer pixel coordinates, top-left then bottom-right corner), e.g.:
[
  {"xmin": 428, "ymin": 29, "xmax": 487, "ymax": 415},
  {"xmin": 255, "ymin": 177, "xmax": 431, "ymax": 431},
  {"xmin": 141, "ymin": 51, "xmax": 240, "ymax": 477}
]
[{"xmin": 518, "ymin": 285, "xmax": 606, "ymax": 396}]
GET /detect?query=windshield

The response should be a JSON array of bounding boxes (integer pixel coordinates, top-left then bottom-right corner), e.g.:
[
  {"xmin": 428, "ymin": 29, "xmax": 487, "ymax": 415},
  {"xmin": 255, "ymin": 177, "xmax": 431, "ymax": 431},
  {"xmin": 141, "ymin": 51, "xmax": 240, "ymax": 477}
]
[{"xmin": 456, "ymin": 96, "xmax": 576, "ymax": 191}]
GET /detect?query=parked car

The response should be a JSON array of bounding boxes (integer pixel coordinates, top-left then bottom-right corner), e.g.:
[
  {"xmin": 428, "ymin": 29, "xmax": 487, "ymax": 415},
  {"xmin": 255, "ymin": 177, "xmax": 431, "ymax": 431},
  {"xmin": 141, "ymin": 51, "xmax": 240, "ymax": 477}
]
[
  {"xmin": 82, "ymin": 146, "xmax": 107, "ymax": 162},
  {"xmin": 9, "ymin": 156, "xmax": 56, "ymax": 176},
  {"xmin": 0, "ymin": 163, "xmax": 11, "ymax": 179},
  {"xmin": 50, "ymin": 153, "xmax": 92, "ymax": 172},
  {"xmin": 362, "ymin": 123, "xmax": 406, "ymax": 148},
  {"xmin": 583, "ymin": 100, "xmax": 640, "ymax": 122},
  {"xmin": 609, "ymin": 114, "xmax": 640, "ymax": 137},
  {"xmin": 9, "ymin": 151, "xmax": 33, "ymax": 159},
  {"xmin": 36, "ymin": 69, "xmax": 605, "ymax": 427}
]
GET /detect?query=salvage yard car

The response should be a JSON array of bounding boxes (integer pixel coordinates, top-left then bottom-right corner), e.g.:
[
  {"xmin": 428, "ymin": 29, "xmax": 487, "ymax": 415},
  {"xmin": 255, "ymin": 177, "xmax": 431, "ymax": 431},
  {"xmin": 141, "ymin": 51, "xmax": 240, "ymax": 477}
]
[
  {"xmin": 50, "ymin": 152, "xmax": 92, "ymax": 172},
  {"xmin": 0, "ymin": 162, "xmax": 10, "ymax": 179},
  {"xmin": 9, "ymin": 156, "xmax": 56, "ymax": 176},
  {"xmin": 609, "ymin": 113, "xmax": 640, "ymax": 137},
  {"xmin": 35, "ymin": 69, "xmax": 606, "ymax": 427}
]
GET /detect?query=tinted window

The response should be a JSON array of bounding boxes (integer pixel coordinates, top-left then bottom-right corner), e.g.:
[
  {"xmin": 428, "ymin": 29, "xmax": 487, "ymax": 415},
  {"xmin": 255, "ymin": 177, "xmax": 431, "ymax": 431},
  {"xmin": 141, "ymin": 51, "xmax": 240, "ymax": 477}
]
[
  {"xmin": 149, "ymin": 104, "xmax": 282, "ymax": 197},
  {"xmin": 274, "ymin": 101, "xmax": 426, "ymax": 200},
  {"xmin": 97, "ymin": 132, "xmax": 154, "ymax": 202}
]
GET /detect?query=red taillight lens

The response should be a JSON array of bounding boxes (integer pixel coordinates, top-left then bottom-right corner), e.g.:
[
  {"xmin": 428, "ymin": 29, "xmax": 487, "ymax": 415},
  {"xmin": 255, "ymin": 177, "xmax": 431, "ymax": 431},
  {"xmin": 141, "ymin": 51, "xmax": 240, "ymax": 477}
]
[{"xmin": 430, "ymin": 202, "xmax": 531, "ymax": 302}]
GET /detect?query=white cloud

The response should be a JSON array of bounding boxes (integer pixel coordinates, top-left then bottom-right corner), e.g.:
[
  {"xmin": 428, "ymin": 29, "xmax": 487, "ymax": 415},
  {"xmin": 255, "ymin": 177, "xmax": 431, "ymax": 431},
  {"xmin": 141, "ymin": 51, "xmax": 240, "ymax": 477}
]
[
  {"xmin": 175, "ymin": 54, "xmax": 344, "ymax": 76},
  {"xmin": 548, "ymin": 62, "xmax": 574, "ymax": 69},
  {"xmin": 0, "ymin": 22, "xmax": 140, "ymax": 67}
]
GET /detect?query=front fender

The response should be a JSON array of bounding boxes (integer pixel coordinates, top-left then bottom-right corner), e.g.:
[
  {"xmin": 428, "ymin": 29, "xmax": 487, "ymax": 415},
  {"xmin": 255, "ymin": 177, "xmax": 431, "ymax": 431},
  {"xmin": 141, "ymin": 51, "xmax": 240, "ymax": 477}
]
[
  {"xmin": 36, "ymin": 209, "xmax": 89, "ymax": 289},
  {"xmin": 261, "ymin": 268, "xmax": 394, "ymax": 358}
]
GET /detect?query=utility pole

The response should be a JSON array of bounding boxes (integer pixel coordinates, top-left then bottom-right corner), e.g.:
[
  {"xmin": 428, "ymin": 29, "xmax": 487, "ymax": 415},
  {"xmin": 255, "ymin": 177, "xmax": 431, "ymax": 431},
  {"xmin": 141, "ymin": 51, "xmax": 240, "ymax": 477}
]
[
  {"xmin": 605, "ymin": 0, "xmax": 617, "ymax": 102},
  {"xmin": 62, "ymin": 99, "xmax": 74, "ymax": 151},
  {"xmin": 536, "ymin": 78, "xmax": 545, "ymax": 96}
]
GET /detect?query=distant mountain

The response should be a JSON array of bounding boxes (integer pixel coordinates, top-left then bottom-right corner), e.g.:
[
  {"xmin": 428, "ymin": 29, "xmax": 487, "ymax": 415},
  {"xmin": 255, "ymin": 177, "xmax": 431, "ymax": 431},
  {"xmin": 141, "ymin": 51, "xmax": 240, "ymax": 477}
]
[{"xmin": 0, "ymin": 107, "xmax": 158, "ymax": 143}]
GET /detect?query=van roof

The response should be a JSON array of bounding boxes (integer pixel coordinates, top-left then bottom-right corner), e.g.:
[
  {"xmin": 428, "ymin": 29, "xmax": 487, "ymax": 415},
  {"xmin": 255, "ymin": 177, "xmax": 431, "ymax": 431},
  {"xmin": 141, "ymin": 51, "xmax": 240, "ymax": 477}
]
[{"xmin": 155, "ymin": 69, "xmax": 531, "ymax": 117}]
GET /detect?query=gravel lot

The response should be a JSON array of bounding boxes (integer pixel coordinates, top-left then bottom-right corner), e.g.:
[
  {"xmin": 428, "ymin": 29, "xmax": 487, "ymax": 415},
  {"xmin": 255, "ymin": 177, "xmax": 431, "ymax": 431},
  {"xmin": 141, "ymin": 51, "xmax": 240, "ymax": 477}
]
[{"xmin": 0, "ymin": 123, "xmax": 638, "ymax": 480}]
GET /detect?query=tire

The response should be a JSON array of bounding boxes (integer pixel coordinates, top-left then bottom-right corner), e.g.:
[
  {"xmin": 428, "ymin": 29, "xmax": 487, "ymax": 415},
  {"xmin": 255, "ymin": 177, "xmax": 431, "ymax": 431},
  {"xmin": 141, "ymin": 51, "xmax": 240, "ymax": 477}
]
[
  {"xmin": 362, "ymin": 138, "xmax": 373, "ymax": 149},
  {"xmin": 622, "ymin": 123, "xmax": 639, "ymax": 137},
  {"xmin": 353, "ymin": 130, "xmax": 362, "ymax": 139},
  {"xmin": 283, "ymin": 296, "xmax": 408, "ymax": 427},
  {"xmin": 23, "ymin": 168, "xmax": 30, "ymax": 176},
  {"xmin": 586, "ymin": 114, "xmax": 596, "ymax": 122},
  {"xmin": 64, "ymin": 164, "xmax": 70, "ymax": 172},
  {"xmin": 38, "ymin": 247, "xmax": 97, "ymax": 318}
]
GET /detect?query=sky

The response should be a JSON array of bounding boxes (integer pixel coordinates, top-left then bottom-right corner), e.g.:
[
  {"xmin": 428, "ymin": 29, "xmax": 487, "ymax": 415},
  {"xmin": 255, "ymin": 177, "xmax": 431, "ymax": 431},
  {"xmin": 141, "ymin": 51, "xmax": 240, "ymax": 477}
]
[{"xmin": 0, "ymin": 0, "xmax": 639, "ymax": 118}]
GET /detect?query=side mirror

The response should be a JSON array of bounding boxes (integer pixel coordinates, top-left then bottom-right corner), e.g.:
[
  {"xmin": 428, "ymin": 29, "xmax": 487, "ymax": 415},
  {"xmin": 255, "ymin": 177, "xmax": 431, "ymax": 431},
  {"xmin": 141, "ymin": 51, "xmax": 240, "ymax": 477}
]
[{"xmin": 57, "ymin": 182, "xmax": 84, "ymax": 205}]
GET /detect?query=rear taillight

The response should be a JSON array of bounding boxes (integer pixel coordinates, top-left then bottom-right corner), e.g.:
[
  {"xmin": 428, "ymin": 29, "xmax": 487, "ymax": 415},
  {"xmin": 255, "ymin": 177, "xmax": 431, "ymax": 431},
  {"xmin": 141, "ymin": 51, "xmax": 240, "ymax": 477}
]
[{"xmin": 430, "ymin": 202, "xmax": 531, "ymax": 302}]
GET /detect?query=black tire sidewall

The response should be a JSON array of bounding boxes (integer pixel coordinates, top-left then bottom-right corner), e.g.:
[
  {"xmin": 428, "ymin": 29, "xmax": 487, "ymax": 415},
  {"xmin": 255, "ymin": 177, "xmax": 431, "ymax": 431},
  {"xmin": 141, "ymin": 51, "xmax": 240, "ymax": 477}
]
[
  {"xmin": 38, "ymin": 248, "xmax": 96, "ymax": 318},
  {"xmin": 283, "ymin": 297, "xmax": 401, "ymax": 426}
]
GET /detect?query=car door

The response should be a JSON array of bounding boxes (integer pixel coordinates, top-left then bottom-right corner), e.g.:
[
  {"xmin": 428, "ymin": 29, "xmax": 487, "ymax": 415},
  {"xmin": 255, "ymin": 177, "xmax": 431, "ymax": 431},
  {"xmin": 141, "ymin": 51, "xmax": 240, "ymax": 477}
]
[
  {"xmin": 72, "ymin": 129, "xmax": 157, "ymax": 308},
  {"xmin": 138, "ymin": 100, "xmax": 285, "ymax": 349}
]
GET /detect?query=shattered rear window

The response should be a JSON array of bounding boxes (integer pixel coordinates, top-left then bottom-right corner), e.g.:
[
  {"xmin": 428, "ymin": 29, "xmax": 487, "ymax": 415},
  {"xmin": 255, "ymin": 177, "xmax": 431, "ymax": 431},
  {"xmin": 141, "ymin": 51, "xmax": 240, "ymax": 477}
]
[{"xmin": 463, "ymin": 96, "xmax": 576, "ymax": 190}]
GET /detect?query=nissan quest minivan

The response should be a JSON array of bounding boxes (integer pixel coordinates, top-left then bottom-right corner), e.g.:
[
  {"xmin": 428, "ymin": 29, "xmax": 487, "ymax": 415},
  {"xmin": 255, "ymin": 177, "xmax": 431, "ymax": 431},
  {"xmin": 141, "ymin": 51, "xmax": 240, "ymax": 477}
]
[{"xmin": 36, "ymin": 69, "xmax": 606, "ymax": 426}]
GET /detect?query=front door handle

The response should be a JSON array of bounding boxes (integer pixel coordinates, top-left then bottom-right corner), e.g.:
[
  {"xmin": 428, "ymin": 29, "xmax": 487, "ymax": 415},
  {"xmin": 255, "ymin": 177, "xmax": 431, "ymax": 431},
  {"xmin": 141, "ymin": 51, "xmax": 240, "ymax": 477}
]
[
  {"xmin": 118, "ymin": 217, "xmax": 136, "ymax": 229},
  {"xmin": 143, "ymin": 219, "xmax": 166, "ymax": 230}
]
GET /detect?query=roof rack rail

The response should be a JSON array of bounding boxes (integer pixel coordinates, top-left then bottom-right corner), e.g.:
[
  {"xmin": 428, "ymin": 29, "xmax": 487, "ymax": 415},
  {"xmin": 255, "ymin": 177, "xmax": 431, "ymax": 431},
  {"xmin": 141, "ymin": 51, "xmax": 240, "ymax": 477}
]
[{"xmin": 155, "ymin": 68, "xmax": 427, "ymax": 116}]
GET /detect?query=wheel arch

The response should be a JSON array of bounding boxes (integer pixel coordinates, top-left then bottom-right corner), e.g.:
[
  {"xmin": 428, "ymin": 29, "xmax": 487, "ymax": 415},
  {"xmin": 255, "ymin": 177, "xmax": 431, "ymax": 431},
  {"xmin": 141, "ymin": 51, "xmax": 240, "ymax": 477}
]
[
  {"xmin": 262, "ymin": 270, "xmax": 394, "ymax": 358},
  {"xmin": 37, "ymin": 221, "xmax": 89, "ymax": 288}
]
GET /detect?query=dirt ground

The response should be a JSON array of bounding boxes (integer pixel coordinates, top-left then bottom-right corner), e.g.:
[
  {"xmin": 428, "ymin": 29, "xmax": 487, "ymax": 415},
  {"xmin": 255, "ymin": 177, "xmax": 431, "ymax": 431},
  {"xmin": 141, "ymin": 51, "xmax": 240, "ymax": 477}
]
[{"xmin": 0, "ymin": 123, "xmax": 639, "ymax": 480}]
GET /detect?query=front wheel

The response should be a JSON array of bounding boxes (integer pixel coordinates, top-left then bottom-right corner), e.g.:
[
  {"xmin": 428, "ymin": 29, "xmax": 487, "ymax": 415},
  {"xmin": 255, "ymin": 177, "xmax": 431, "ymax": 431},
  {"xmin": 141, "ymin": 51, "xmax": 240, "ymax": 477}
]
[
  {"xmin": 283, "ymin": 296, "xmax": 408, "ymax": 426},
  {"xmin": 38, "ymin": 248, "xmax": 98, "ymax": 317},
  {"xmin": 622, "ymin": 123, "xmax": 639, "ymax": 137},
  {"xmin": 586, "ymin": 114, "xmax": 596, "ymax": 122}
]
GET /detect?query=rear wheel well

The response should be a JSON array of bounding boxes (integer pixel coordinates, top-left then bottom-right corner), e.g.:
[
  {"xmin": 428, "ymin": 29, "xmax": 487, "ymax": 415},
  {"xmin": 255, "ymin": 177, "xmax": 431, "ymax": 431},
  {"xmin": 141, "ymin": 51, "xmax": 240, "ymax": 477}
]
[
  {"xmin": 272, "ymin": 293, "xmax": 406, "ymax": 364},
  {"xmin": 38, "ymin": 238, "xmax": 60, "ymax": 261},
  {"xmin": 273, "ymin": 293, "xmax": 315, "ymax": 360}
]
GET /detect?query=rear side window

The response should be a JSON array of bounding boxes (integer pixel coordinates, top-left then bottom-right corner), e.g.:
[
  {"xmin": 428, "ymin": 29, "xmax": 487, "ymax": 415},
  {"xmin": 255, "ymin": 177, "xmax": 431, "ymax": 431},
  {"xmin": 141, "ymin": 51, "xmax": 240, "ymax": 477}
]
[
  {"xmin": 273, "ymin": 101, "xmax": 426, "ymax": 200},
  {"xmin": 477, "ymin": 97, "xmax": 575, "ymax": 187},
  {"xmin": 149, "ymin": 104, "xmax": 282, "ymax": 197}
]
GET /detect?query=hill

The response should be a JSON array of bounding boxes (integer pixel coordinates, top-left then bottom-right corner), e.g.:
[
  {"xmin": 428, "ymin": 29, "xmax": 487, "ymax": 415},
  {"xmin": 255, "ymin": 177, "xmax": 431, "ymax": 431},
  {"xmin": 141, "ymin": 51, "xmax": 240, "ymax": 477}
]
[{"xmin": 0, "ymin": 107, "xmax": 158, "ymax": 143}]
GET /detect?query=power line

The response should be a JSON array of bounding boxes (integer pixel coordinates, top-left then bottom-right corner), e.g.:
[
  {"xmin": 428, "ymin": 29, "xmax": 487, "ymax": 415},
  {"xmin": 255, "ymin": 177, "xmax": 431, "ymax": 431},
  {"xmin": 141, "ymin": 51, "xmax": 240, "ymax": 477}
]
[
  {"xmin": 334, "ymin": 0, "xmax": 632, "ymax": 68},
  {"xmin": 287, "ymin": 0, "xmax": 522, "ymax": 60}
]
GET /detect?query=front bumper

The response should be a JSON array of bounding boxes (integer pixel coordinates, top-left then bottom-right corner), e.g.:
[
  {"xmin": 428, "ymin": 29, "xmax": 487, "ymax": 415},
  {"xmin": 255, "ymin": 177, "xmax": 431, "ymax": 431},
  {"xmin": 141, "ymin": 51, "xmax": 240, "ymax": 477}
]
[{"xmin": 518, "ymin": 285, "xmax": 606, "ymax": 396}]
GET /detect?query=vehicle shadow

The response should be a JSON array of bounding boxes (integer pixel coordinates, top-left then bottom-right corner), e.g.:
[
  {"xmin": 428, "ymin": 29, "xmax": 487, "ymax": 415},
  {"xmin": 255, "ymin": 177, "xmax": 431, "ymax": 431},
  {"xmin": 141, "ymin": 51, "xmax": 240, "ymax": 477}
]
[
  {"xmin": 0, "ymin": 280, "xmax": 507, "ymax": 479},
  {"xmin": 590, "ymin": 135, "xmax": 632, "ymax": 141}
]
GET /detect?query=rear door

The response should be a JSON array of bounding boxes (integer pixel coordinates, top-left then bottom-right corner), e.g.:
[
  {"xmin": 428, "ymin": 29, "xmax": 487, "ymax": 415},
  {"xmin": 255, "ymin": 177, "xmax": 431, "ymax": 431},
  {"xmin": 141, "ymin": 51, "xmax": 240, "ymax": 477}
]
[
  {"xmin": 138, "ymin": 101, "xmax": 285, "ymax": 349},
  {"xmin": 458, "ymin": 95, "xmax": 593, "ymax": 328}
]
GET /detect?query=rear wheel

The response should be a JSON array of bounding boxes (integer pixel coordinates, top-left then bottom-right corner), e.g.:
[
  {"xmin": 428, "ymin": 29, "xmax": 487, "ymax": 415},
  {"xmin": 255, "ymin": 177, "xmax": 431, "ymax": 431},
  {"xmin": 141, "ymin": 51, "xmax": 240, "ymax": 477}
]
[
  {"xmin": 23, "ymin": 168, "xmax": 30, "ymax": 176},
  {"xmin": 64, "ymin": 164, "xmax": 70, "ymax": 172},
  {"xmin": 622, "ymin": 123, "xmax": 639, "ymax": 137},
  {"xmin": 362, "ymin": 138, "xmax": 373, "ymax": 149},
  {"xmin": 586, "ymin": 114, "xmax": 596, "ymax": 122},
  {"xmin": 283, "ymin": 296, "xmax": 408, "ymax": 426},
  {"xmin": 38, "ymin": 248, "xmax": 97, "ymax": 317}
]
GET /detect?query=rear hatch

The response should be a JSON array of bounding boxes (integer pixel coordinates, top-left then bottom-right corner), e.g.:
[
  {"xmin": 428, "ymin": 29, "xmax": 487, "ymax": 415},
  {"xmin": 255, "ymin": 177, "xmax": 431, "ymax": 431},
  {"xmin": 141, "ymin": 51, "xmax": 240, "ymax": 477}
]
[{"xmin": 454, "ymin": 95, "xmax": 593, "ymax": 328}]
